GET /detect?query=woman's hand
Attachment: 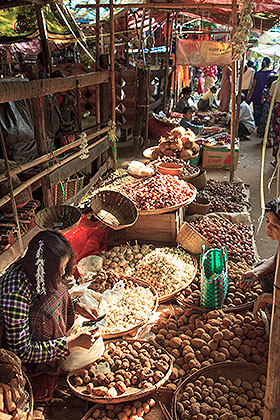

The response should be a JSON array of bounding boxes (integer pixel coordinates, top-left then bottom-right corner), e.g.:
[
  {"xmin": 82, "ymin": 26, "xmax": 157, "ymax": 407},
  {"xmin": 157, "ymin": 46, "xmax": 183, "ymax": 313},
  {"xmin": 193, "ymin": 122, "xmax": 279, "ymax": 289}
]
[
  {"xmin": 75, "ymin": 301, "xmax": 98, "ymax": 320},
  {"xmin": 66, "ymin": 328, "xmax": 100, "ymax": 350},
  {"xmin": 253, "ymin": 293, "xmax": 273, "ymax": 321},
  {"xmin": 237, "ymin": 270, "xmax": 259, "ymax": 290}
]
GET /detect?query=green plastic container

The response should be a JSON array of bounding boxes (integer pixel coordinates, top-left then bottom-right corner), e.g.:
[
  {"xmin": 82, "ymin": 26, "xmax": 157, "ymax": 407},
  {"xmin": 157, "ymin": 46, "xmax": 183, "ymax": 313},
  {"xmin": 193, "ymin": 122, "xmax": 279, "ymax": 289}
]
[{"xmin": 200, "ymin": 245, "xmax": 228, "ymax": 309}]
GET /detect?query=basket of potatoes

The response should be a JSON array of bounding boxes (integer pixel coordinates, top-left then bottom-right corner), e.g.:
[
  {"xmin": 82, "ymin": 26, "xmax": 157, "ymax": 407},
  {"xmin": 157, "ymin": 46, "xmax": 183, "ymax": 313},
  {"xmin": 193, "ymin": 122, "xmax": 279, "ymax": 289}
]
[
  {"xmin": 173, "ymin": 361, "xmax": 266, "ymax": 420},
  {"xmin": 178, "ymin": 259, "xmax": 263, "ymax": 313},
  {"xmin": 67, "ymin": 339, "xmax": 173, "ymax": 404}
]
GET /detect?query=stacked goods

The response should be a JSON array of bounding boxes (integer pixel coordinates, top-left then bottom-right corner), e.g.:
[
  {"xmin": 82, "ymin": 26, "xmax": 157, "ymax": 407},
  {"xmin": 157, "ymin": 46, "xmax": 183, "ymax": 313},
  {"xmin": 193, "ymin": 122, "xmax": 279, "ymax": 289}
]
[
  {"xmin": 70, "ymin": 340, "xmax": 172, "ymax": 397},
  {"xmin": 182, "ymin": 260, "xmax": 263, "ymax": 309},
  {"xmin": 151, "ymin": 309, "xmax": 268, "ymax": 385},
  {"xmin": 86, "ymin": 398, "xmax": 156, "ymax": 420},
  {"xmin": 197, "ymin": 180, "xmax": 246, "ymax": 213},
  {"xmin": 0, "ymin": 349, "xmax": 31, "ymax": 420},
  {"xmin": 149, "ymin": 157, "xmax": 199, "ymax": 179},
  {"xmin": 151, "ymin": 127, "xmax": 200, "ymax": 160},
  {"xmin": 118, "ymin": 174, "xmax": 196, "ymax": 211},
  {"xmin": 204, "ymin": 133, "xmax": 235, "ymax": 148},
  {"xmin": 188, "ymin": 217, "xmax": 255, "ymax": 265},
  {"xmin": 100, "ymin": 244, "xmax": 197, "ymax": 300},
  {"xmin": 176, "ymin": 373, "xmax": 266, "ymax": 420}
]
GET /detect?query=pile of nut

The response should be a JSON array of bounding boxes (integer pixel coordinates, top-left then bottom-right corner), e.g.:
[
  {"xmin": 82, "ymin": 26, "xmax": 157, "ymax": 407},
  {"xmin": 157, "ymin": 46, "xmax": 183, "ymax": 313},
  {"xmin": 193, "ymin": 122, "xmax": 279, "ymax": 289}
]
[
  {"xmin": 101, "ymin": 279, "xmax": 156, "ymax": 335},
  {"xmin": 72, "ymin": 340, "xmax": 172, "ymax": 397},
  {"xmin": 183, "ymin": 259, "xmax": 262, "ymax": 308},
  {"xmin": 188, "ymin": 217, "xmax": 255, "ymax": 265},
  {"xmin": 197, "ymin": 179, "xmax": 246, "ymax": 213},
  {"xmin": 100, "ymin": 244, "xmax": 197, "ymax": 299},
  {"xmin": 151, "ymin": 308, "xmax": 268, "ymax": 385},
  {"xmin": 176, "ymin": 373, "xmax": 266, "ymax": 420},
  {"xmin": 87, "ymin": 398, "xmax": 156, "ymax": 420}
]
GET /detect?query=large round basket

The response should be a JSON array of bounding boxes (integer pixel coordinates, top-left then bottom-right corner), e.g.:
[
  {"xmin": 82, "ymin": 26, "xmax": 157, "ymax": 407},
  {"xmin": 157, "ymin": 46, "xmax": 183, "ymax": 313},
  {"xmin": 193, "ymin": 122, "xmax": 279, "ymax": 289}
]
[
  {"xmin": 139, "ymin": 183, "xmax": 197, "ymax": 216},
  {"xmin": 101, "ymin": 277, "xmax": 159, "ymax": 339},
  {"xmin": 91, "ymin": 190, "xmax": 138, "ymax": 230},
  {"xmin": 188, "ymin": 169, "xmax": 207, "ymax": 191},
  {"xmin": 35, "ymin": 205, "xmax": 82, "ymax": 233},
  {"xmin": 67, "ymin": 339, "xmax": 173, "ymax": 404},
  {"xmin": 173, "ymin": 362, "xmax": 266, "ymax": 420},
  {"xmin": 184, "ymin": 197, "xmax": 210, "ymax": 215},
  {"xmin": 176, "ymin": 221, "xmax": 211, "ymax": 254},
  {"xmin": 176, "ymin": 295, "xmax": 256, "ymax": 314}
]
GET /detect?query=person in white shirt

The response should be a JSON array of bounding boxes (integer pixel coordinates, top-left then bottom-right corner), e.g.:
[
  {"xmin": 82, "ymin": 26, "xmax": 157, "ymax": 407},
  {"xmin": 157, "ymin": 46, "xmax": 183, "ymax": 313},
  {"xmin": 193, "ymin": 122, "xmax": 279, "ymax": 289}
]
[
  {"xmin": 242, "ymin": 60, "xmax": 255, "ymax": 98},
  {"xmin": 238, "ymin": 93, "xmax": 256, "ymax": 139}
]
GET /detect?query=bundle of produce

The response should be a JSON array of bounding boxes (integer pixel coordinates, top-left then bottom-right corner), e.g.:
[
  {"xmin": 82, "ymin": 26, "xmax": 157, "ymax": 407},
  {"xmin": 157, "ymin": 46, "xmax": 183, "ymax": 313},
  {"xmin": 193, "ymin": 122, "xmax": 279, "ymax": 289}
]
[
  {"xmin": 151, "ymin": 308, "xmax": 268, "ymax": 385},
  {"xmin": 86, "ymin": 398, "xmax": 156, "ymax": 420},
  {"xmin": 151, "ymin": 127, "xmax": 200, "ymax": 160},
  {"xmin": 149, "ymin": 156, "xmax": 199, "ymax": 179},
  {"xmin": 182, "ymin": 259, "xmax": 262, "ymax": 309},
  {"xmin": 70, "ymin": 340, "xmax": 172, "ymax": 397},
  {"xmin": 118, "ymin": 174, "xmax": 196, "ymax": 211},
  {"xmin": 197, "ymin": 179, "xmax": 246, "ymax": 213},
  {"xmin": 0, "ymin": 350, "xmax": 31, "ymax": 420},
  {"xmin": 176, "ymin": 371, "xmax": 266, "ymax": 420},
  {"xmin": 188, "ymin": 217, "xmax": 255, "ymax": 265}
]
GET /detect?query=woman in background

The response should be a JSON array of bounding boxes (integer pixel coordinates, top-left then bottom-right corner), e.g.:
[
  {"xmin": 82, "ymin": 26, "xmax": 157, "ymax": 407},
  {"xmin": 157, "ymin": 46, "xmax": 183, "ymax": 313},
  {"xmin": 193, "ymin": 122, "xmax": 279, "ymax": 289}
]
[
  {"xmin": 174, "ymin": 86, "xmax": 194, "ymax": 113},
  {"xmin": 242, "ymin": 60, "xmax": 255, "ymax": 98},
  {"xmin": 258, "ymin": 74, "xmax": 277, "ymax": 144},
  {"xmin": 218, "ymin": 65, "xmax": 232, "ymax": 113}
]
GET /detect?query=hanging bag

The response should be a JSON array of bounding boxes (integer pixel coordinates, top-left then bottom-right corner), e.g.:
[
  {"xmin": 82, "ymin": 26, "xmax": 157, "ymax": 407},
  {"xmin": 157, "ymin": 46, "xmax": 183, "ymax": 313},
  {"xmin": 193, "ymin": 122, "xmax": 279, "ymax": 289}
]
[{"xmin": 200, "ymin": 245, "xmax": 228, "ymax": 309}]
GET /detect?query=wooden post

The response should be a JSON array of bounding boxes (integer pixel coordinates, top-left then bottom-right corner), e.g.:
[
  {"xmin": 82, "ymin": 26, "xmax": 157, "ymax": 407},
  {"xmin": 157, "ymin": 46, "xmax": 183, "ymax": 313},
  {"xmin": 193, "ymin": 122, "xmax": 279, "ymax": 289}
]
[
  {"xmin": 163, "ymin": 13, "xmax": 171, "ymax": 112},
  {"xmin": 31, "ymin": 97, "xmax": 53, "ymax": 207},
  {"xmin": 110, "ymin": 0, "xmax": 117, "ymax": 170},
  {"xmin": 76, "ymin": 80, "xmax": 82, "ymax": 131},
  {"xmin": 235, "ymin": 53, "xmax": 246, "ymax": 137},
  {"xmin": 0, "ymin": 126, "xmax": 24, "ymax": 255},
  {"xmin": 230, "ymin": 0, "xmax": 238, "ymax": 182},
  {"xmin": 96, "ymin": 0, "xmax": 101, "ymax": 127},
  {"xmin": 173, "ymin": 13, "xmax": 178, "ymax": 109},
  {"xmin": 144, "ymin": 10, "xmax": 152, "ymax": 148},
  {"xmin": 35, "ymin": 5, "xmax": 52, "ymax": 76},
  {"xmin": 263, "ymin": 246, "xmax": 280, "ymax": 420}
]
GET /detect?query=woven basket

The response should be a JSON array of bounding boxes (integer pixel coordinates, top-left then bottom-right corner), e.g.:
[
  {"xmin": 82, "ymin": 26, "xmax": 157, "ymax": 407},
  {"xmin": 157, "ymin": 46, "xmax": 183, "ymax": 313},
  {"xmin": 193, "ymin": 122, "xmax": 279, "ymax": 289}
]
[
  {"xmin": 35, "ymin": 205, "xmax": 82, "ymax": 234},
  {"xmin": 67, "ymin": 338, "xmax": 173, "ymax": 404},
  {"xmin": 176, "ymin": 222, "xmax": 211, "ymax": 254},
  {"xmin": 188, "ymin": 169, "xmax": 207, "ymax": 191},
  {"xmin": 185, "ymin": 197, "xmax": 210, "ymax": 215},
  {"xmin": 91, "ymin": 190, "xmax": 138, "ymax": 230},
  {"xmin": 176, "ymin": 295, "xmax": 256, "ymax": 314},
  {"xmin": 173, "ymin": 362, "xmax": 266, "ymax": 420}
]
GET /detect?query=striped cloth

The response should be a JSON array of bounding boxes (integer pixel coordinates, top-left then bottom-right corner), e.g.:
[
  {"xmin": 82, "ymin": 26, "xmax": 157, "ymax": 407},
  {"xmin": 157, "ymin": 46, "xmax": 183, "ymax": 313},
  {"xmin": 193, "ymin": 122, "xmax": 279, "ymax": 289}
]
[{"xmin": 0, "ymin": 264, "xmax": 69, "ymax": 364}]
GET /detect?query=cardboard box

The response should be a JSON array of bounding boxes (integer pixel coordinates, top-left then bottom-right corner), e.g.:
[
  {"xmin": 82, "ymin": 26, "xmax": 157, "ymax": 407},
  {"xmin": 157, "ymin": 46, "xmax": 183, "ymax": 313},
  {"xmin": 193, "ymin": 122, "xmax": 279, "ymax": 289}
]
[{"xmin": 202, "ymin": 146, "xmax": 239, "ymax": 170}]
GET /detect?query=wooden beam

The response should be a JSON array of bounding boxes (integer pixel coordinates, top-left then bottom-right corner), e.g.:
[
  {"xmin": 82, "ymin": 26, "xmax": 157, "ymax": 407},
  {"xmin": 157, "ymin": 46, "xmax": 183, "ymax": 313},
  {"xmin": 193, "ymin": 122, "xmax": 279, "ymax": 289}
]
[
  {"xmin": 35, "ymin": 5, "xmax": 52, "ymax": 76},
  {"xmin": 110, "ymin": 0, "xmax": 117, "ymax": 170},
  {"xmin": 75, "ymin": 3, "xmax": 233, "ymax": 9},
  {"xmin": 163, "ymin": 12, "xmax": 171, "ymax": 112},
  {"xmin": 96, "ymin": 0, "xmax": 101, "ymax": 127},
  {"xmin": 0, "ymin": 71, "xmax": 110, "ymax": 103}
]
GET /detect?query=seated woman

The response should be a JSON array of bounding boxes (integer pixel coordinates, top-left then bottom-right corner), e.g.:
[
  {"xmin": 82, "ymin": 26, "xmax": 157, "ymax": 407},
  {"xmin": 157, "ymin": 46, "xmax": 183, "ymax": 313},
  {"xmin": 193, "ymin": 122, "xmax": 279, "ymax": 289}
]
[
  {"xmin": 174, "ymin": 86, "xmax": 195, "ymax": 113},
  {"xmin": 180, "ymin": 106, "xmax": 221, "ymax": 135},
  {"xmin": 197, "ymin": 86, "xmax": 218, "ymax": 111},
  {"xmin": 238, "ymin": 198, "xmax": 280, "ymax": 319},
  {"xmin": 0, "ymin": 230, "xmax": 98, "ymax": 404}
]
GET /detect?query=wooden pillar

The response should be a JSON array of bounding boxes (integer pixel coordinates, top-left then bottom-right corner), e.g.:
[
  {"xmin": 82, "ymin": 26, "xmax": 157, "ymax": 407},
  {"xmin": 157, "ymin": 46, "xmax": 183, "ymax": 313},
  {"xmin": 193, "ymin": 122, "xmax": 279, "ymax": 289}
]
[
  {"xmin": 0, "ymin": 126, "xmax": 24, "ymax": 255},
  {"xmin": 32, "ymin": 98, "xmax": 53, "ymax": 207},
  {"xmin": 35, "ymin": 5, "xmax": 52, "ymax": 77},
  {"xmin": 235, "ymin": 53, "xmax": 246, "ymax": 136},
  {"xmin": 229, "ymin": 0, "xmax": 238, "ymax": 182},
  {"xmin": 144, "ymin": 10, "xmax": 152, "ymax": 148},
  {"xmin": 110, "ymin": 0, "xmax": 117, "ymax": 169},
  {"xmin": 163, "ymin": 13, "xmax": 171, "ymax": 112},
  {"xmin": 100, "ymin": 54, "xmax": 110, "ymax": 124},
  {"xmin": 96, "ymin": 0, "xmax": 101, "ymax": 127},
  {"xmin": 76, "ymin": 80, "xmax": 82, "ymax": 131},
  {"xmin": 173, "ymin": 13, "xmax": 178, "ymax": 109}
]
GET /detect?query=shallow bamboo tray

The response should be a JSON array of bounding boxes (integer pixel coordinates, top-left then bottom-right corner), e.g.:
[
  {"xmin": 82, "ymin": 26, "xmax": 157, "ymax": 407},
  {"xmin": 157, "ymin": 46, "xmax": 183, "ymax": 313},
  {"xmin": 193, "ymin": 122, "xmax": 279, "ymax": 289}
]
[
  {"xmin": 173, "ymin": 362, "xmax": 266, "ymax": 420},
  {"xmin": 139, "ymin": 183, "xmax": 197, "ymax": 216},
  {"xmin": 176, "ymin": 221, "xmax": 211, "ymax": 254},
  {"xmin": 102, "ymin": 277, "xmax": 159, "ymax": 339},
  {"xmin": 176, "ymin": 295, "xmax": 255, "ymax": 314},
  {"xmin": 67, "ymin": 339, "xmax": 173, "ymax": 404}
]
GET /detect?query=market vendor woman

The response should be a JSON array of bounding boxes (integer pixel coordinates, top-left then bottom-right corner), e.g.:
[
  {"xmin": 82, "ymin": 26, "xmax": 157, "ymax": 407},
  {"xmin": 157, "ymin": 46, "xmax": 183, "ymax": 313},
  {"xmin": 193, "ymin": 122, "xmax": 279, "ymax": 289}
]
[
  {"xmin": 174, "ymin": 86, "xmax": 195, "ymax": 113},
  {"xmin": 180, "ymin": 106, "xmax": 221, "ymax": 135},
  {"xmin": 0, "ymin": 230, "xmax": 98, "ymax": 402}
]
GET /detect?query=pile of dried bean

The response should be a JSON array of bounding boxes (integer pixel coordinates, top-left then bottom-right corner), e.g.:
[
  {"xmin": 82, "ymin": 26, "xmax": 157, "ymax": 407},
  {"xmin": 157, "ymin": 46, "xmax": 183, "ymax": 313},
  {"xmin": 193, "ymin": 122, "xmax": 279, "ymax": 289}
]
[
  {"xmin": 198, "ymin": 179, "xmax": 246, "ymax": 213},
  {"xmin": 188, "ymin": 217, "xmax": 255, "ymax": 265},
  {"xmin": 118, "ymin": 174, "xmax": 195, "ymax": 211}
]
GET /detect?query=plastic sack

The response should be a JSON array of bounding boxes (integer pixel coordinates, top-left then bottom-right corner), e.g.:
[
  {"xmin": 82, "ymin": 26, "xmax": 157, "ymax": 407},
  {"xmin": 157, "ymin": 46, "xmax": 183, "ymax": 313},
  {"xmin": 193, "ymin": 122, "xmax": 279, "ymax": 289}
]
[
  {"xmin": 200, "ymin": 245, "xmax": 228, "ymax": 309},
  {"xmin": 61, "ymin": 335, "xmax": 105, "ymax": 372},
  {"xmin": 101, "ymin": 281, "xmax": 124, "ymax": 310},
  {"xmin": 70, "ymin": 282, "xmax": 103, "ymax": 309}
]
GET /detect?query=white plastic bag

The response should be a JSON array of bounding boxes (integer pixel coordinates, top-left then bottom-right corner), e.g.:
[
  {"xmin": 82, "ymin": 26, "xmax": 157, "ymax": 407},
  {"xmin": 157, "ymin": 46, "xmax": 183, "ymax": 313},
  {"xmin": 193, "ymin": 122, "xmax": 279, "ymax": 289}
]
[{"xmin": 61, "ymin": 335, "xmax": 105, "ymax": 372}]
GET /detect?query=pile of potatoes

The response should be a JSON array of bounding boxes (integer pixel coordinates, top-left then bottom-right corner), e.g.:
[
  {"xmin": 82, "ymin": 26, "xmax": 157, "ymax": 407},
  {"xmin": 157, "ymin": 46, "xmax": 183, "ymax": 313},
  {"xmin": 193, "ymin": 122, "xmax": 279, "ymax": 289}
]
[
  {"xmin": 183, "ymin": 260, "xmax": 262, "ymax": 308},
  {"xmin": 151, "ymin": 308, "xmax": 268, "ymax": 389},
  {"xmin": 176, "ymin": 373, "xmax": 266, "ymax": 420},
  {"xmin": 72, "ymin": 340, "xmax": 172, "ymax": 398},
  {"xmin": 87, "ymin": 398, "xmax": 155, "ymax": 420}
]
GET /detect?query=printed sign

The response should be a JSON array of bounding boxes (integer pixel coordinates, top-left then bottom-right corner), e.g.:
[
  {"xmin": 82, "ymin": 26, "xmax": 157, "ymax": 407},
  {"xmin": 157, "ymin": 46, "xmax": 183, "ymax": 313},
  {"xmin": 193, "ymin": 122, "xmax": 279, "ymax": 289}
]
[{"xmin": 177, "ymin": 40, "xmax": 232, "ymax": 66}]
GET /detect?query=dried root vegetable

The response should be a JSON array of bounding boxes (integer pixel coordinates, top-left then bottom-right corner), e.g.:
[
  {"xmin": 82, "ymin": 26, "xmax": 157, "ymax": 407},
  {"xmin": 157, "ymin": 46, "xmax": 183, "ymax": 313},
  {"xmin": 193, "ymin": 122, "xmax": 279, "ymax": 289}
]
[
  {"xmin": 72, "ymin": 340, "xmax": 172, "ymax": 397},
  {"xmin": 183, "ymin": 259, "xmax": 262, "ymax": 308},
  {"xmin": 151, "ymin": 308, "xmax": 268, "ymax": 381},
  {"xmin": 135, "ymin": 248, "xmax": 196, "ymax": 298},
  {"xmin": 176, "ymin": 373, "xmax": 265, "ymax": 420},
  {"xmin": 117, "ymin": 174, "xmax": 195, "ymax": 211},
  {"xmin": 102, "ymin": 280, "xmax": 156, "ymax": 334},
  {"xmin": 87, "ymin": 398, "xmax": 156, "ymax": 420}
]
